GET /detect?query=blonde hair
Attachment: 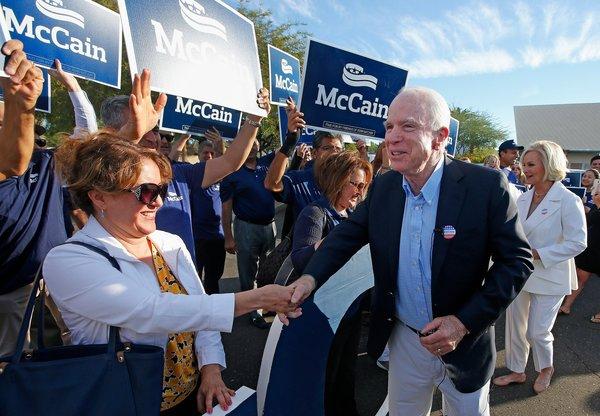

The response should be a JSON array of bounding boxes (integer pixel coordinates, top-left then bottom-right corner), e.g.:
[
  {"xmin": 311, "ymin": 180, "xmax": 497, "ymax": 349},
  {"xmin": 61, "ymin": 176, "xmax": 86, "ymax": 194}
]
[
  {"xmin": 55, "ymin": 131, "xmax": 173, "ymax": 215},
  {"xmin": 522, "ymin": 140, "xmax": 568, "ymax": 182},
  {"xmin": 482, "ymin": 154, "xmax": 500, "ymax": 168}
]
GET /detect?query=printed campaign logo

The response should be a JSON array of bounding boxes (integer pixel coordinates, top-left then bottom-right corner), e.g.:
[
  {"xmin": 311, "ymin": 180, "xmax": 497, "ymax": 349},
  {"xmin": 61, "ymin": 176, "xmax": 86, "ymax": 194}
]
[
  {"xmin": 268, "ymin": 45, "xmax": 300, "ymax": 106},
  {"xmin": 119, "ymin": 0, "xmax": 264, "ymax": 117},
  {"xmin": 1, "ymin": 0, "xmax": 122, "ymax": 88},
  {"xmin": 281, "ymin": 59, "xmax": 293, "ymax": 75},
  {"xmin": 179, "ymin": 0, "xmax": 227, "ymax": 41},
  {"xmin": 160, "ymin": 94, "xmax": 242, "ymax": 139},
  {"xmin": 299, "ymin": 39, "xmax": 408, "ymax": 140},
  {"xmin": 342, "ymin": 63, "xmax": 377, "ymax": 90},
  {"xmin": 0, "ymin": 68, "xmax": 51, "ymax": 113},
  {"xmin": 35, "ymin": 0, "xmax": 85, "ymax": 28}
]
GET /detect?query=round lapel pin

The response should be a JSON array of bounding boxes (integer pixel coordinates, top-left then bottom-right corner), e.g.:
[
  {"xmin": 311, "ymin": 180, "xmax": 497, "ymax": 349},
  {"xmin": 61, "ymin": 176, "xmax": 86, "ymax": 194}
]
[{"xmin": 442, "ymin": 225, "xmax": 456, "ymax": 240}]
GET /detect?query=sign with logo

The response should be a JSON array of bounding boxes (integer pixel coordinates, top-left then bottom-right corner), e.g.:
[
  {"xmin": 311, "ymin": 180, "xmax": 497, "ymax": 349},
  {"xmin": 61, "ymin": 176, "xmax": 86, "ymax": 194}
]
[
  {"xmin": 277, "ymin": 106, "xmax": 316, "ymax": 146},
  {"xmin": 562, "ymin": 171, "xmax": 582, "ymax": 188},
  {"xmin": 1, "ymin": 0, "xmax": 122, "ymax": 88},
  {"xmin": 567, "ymin": 186, "xmax": 586, "ymax": 199},
  {"xmin": 160, "ymin": 94, "xmax": 242, "ymax": 138},
  {"xmin": 446, "ymin": 116, "xmax": 459, "ymax": 156},
  {"xmin": 268, "ymin": 45, "xmax": 300, "ymax": 106},
  {"xmin": 118, "ymin": 0, "xmax": 265, "ymax": 117},
  {"xmin": 0, "ymin": 67, "xmax": 51, "ymax": 113},
  {"xmin": 299, "ymin": 39, "xmax": 408, "ymax": 140}
]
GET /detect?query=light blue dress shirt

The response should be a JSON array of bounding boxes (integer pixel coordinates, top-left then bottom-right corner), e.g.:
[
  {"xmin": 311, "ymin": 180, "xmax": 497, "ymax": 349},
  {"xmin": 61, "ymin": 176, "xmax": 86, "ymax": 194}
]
[{"xmin": 396, "ymin": 157, "xmax": 444, "ymax": 330}]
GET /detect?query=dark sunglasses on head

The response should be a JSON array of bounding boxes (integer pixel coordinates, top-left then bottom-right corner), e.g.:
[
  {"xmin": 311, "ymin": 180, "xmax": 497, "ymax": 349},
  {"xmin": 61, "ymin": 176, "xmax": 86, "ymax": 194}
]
[{"xmin": 127, "ymin": 183, "xmax": 168, "ymax": 204}]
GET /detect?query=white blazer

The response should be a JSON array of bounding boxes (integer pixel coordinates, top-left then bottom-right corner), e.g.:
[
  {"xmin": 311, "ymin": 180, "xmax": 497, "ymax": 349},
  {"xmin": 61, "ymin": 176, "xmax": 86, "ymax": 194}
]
[
  {"xmin": 517, "ymin": 181, "xmax": 587, "ymax": 296},
  {"xmin": 42, "ymin": 216, "xmax": 235, "ymax": 370}
]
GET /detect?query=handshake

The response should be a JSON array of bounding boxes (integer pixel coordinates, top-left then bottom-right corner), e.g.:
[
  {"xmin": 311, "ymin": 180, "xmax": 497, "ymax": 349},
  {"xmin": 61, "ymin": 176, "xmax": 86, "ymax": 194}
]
[{"xmin": 239, "ymin": 276, "xmax": 317, "ymax": 326}]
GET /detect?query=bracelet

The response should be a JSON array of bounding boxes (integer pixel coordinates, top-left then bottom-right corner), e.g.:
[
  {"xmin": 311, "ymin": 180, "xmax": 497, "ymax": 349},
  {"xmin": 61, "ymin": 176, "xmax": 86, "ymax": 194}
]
[{"xmin": 246, "ymin": 119, "xmax": 261, "ymax": 128}]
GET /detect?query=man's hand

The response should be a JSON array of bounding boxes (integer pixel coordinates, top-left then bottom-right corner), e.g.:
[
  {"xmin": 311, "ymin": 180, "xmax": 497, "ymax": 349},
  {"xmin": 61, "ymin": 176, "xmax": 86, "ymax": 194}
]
[
  {"xmin": 117, "ymin": 69, "xmax": 167, "ymax": 141},
  {"xmin": 247, "ymin": 88, "xmax": 270, "ymax": 123},
  {"xmin": 0, "ymin": 40, "xmax": 44, "ymax": 112},
  {"xmin": 277, "ymin": 275, "xmax": 315, "ymax": 325},
  {"xmin": 224, "ymin": 235, "xmax": 236, "ymax": 254},
  {"xmin": 197, "ymin": 364, "xmax": 235, "ymax": 414},
  {"xmin": 419, "ymin": 315, "xmax": 468, "ymax": 356},
  {"xmin": 296, "ymin": 143, "xmax": 309, "ymax": 159},
  {"xmin": 47, "ymin": 59, "xmax": 80, "ymax": 92},
  {"xmin": 356, "ymin": 139, "xmax": 368, "ymax": 160},
  {"xmin": 286, "ymin": 98, "xmax": 305, "ymax": 133},
  {"xmin": 205, "ymin": 127, "xmax": 223, "ymax": 144}
]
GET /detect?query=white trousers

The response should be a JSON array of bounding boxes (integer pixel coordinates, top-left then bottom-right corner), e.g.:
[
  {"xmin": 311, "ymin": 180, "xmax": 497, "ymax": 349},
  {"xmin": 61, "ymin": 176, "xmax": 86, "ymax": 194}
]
[
  {"xmin": 504, "ymin": 290, "xmax": 564, "ymax": 373},
  {"xmin": 388, "ymin": 322, "xmax": 490, "ymax": 416}
]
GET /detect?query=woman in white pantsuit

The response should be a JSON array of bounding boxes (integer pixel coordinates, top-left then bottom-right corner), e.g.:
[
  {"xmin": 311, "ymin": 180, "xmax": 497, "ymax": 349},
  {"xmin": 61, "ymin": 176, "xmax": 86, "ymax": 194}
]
[{"xmin": 493, "ymin": 140, "xmax": 587, "ymax": 394}]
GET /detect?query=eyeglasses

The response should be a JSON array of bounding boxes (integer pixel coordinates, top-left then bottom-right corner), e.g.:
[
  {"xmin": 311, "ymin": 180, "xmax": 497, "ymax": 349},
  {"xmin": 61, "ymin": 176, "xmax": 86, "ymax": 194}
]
[
  {"xmin": 318, "ymin": 145, "xmax": 343, "ymax": 153},
  {"xmin": 127, "ymin": 183, "xmax": 168, "ymax": 205},
  {"xmin": 348, "ymin": 180, "xmax": 366, "ymax": 191}
]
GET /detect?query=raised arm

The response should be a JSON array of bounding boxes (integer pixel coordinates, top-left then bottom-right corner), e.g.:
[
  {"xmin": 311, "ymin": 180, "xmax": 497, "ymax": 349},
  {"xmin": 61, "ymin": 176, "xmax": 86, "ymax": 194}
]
[
  {"xmin": 202, "ymin": 89, "xmax": 270, "ymax": 188},
  {"xmin": 48, "ymin": 59, "xmax": 98, "ymax": 136},
  {"xmin": 264, "ymin": 98, "xmax": 304, "ymax": 192},
  {"xmin": 169, "ymin": 134, "xmax": 190, "ymax": 162},
  {"xmin": 0, "ymin": 40, "xmax": 44, "ymax": 181}
]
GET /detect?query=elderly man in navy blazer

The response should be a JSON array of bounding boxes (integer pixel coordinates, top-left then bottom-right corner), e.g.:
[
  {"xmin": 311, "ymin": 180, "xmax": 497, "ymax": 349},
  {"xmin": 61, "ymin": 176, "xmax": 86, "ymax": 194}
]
[{"xmin": 284, "ymin": 86, "xmax": 534, "ymax": 415}]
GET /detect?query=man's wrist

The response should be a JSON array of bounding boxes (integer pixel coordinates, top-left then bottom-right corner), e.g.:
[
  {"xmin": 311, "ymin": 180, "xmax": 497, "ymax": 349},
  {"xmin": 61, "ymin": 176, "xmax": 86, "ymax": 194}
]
[{"xmin": 245, "ymin": 118, "xmax": 261, "ymax": 128}]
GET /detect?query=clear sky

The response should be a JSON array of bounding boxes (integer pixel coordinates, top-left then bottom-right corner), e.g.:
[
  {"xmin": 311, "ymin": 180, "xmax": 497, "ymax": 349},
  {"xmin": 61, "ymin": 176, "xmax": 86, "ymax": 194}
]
[{"xmin": 226, "ymin": 0, "xmax": 600, "ymax": 141}]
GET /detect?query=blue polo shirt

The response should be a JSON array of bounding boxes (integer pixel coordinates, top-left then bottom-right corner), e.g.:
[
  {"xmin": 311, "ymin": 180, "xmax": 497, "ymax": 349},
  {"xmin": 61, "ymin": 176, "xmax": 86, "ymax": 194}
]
[
  {"xmin": 0, "ymin": 150, "xmax": 67, "ymax": 295},
  {"xmin": 191, "ymin": 179, "xmax": 223, "ymax": 241},
  {"xmin": 276, "ymin": 160, "xmax": 322, "ymax": 218},
  {"xmin": 156, "ymin": 161, "xmax": 205, "ymax": 262},
  {"xmin": 220, "ymin": 154, "xmax": 276, "ymax": 225}
]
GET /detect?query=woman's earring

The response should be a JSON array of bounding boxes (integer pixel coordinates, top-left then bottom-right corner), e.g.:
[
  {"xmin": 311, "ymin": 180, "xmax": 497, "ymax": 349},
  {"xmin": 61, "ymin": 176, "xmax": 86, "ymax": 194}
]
[{"xmin": 100, "ymin": 209, "xmax": 105, "ymax": 219}]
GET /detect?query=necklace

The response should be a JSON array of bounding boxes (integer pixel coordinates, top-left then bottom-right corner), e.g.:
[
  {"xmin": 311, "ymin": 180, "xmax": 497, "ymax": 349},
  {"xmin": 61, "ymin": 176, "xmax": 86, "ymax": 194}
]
[{"xmin": 534, "ymin": 191, "xmax": 546, "ymax": 197}]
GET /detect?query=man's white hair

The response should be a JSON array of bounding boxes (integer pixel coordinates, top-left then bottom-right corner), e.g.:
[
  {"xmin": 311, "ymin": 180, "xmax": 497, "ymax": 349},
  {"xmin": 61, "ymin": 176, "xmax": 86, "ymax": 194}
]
[{"xmin": 396, "ymin": 86, "xmax": 451, "ymax": 131}]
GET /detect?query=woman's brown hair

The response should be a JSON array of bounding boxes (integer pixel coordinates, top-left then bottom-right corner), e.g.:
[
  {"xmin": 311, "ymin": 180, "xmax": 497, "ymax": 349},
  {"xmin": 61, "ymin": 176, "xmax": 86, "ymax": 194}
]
[
  {"xmin": 55, "ymin": 131, "xmax": 172, "ymax": 215},
  {"xmin": 314, "ymin": 150, "xmax": 373, "ymax": 207}
]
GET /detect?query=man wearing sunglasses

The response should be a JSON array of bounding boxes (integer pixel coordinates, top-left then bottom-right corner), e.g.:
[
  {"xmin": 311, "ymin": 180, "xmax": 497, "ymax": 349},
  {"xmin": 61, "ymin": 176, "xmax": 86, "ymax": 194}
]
[
  {"xmin": 264, "ymin": 99, "xmax": 344, "ymax": 229},
  {"xmin": 101, "ymin": 76, "xmax": 271, "ymax": 264}
]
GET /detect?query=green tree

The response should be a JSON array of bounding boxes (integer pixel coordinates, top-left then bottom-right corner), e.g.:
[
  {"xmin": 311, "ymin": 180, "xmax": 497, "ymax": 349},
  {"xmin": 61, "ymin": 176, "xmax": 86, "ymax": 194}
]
[{"xmin": 451, "ymin": 106, "xmax": 508, "ymax": 161}]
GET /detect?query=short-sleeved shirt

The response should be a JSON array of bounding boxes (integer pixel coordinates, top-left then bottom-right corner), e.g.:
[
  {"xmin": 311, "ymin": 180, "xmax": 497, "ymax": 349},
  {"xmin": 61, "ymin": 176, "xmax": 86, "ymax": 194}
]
[
  {"xmin": 276, "ymin": 161, "xmax": 322, "ymax": 219},
  {"xmin": 191, "ymin": 180, "xmax": 223, "ymax": 241},
  {"xmin": 156, "ymin": 162, "xmax": 205, "ymax": 262},
  {"xmin": 0, "ymin": 150, "xmax": 67, "ymax": 295},
  {"xmin": 220, "ymin": 154, "xmax": 276, "ymax": 225}
]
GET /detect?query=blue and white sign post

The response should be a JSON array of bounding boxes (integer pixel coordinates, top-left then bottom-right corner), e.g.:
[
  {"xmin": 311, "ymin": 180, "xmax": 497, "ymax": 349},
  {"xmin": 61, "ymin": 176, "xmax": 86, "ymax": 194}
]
[
  {"xmin": 0, "ymin": 68, "xmax": 51, "ymax": 113},
  {"xmin": 1, "ymin": 0, "xmax": 122, "ymax": 88},
  {"xmin": 277, "ymin": 106, "xmax": 316, "ymax": 146},
  {"xmin": 299, "ymin": 39, "xmax": 408, "ymax": 140},
  {"xmin": 446, "ymin": 117, "xmax": 459, "ymax": 156},
  {"xmin": 160, "ymin": 94, "xmax": 242, "ymax": 139},
  {"xmin": 268, "ymin": 45, "xmax": 300, "ymax": 106},
  {"xmin": 118, "ymin": 0, "xmax": 266, "ymax": 117}
]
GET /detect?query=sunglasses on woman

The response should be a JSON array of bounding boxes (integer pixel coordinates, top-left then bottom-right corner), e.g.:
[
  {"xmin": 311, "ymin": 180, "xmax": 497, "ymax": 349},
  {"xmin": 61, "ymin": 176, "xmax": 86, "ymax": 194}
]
[{"xmin": 127, "ymin": 183, "xmax": 169, "ymax": 205}]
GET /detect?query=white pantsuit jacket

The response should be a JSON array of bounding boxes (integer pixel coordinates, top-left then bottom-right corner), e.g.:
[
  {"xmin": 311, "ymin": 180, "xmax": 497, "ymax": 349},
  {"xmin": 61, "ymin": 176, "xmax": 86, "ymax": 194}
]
[{"xmin": 517, "ymin": 181, "xmax": 587, "ymax": 296}]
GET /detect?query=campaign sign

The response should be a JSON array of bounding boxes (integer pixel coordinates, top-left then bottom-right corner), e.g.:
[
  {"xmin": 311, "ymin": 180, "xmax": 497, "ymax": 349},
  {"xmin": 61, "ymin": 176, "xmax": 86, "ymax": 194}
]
[
  {"xmin": 562, "ymin": 171, "xmax": 582, "ymax": 188},
  {"xmin": 1, "ymin": 0, "xmax": 122, "ymax": 88},
  {"xmin": 567, "ymin": 186, "xmax": 586, "ymax": 199},
  {"xmin": 0, "ymin": 67, "xmax": 51, "ymax": 113},
  {"xmin": 268, "ymin": 45, "xmax": 300, "ymax": 106},
  {"xmin": 0, "ymin": 7, "xmax": 9, "ymax": 77},
  {"xmin": 277, "ymin": 106, "xmax": 316, "ymax": 145},
  {"xmin": 160, "ymin": 94, "xmax": 242, "ymax": 138},
  {"xmin": 118, "ymin": 0, "xmax": 265, "ymax": 117},
  {"xmin": 299, "ymin": 39, "xmax": 408, "ymax": 140},
  {"xmin": 446, "ymin": 116, "xmax": 459, "ymax": 156}
]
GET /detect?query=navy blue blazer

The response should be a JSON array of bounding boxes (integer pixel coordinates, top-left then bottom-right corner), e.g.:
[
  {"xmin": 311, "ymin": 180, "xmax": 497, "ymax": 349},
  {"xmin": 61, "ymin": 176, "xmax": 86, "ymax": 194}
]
[{"xmin": 303, "ymin": 156, "xmax": 534, "ymax": 393}]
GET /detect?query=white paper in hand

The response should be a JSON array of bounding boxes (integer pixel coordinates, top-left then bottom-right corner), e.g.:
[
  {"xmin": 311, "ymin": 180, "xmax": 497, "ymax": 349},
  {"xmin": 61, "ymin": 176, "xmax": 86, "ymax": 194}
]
[{"xmin": 201, "ymin": 385, "xmax": 255, "ymax": 416}]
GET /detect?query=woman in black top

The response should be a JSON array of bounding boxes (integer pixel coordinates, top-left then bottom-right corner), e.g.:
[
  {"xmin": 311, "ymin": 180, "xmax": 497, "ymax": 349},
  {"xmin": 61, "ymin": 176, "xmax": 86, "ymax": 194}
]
[
  {"xmin": 291, "ymin": 150, "xmax": 373, "ymax": 416},
  {"xmin": 560, "ymin": 183, "xmax": 600, "ymax": 317}
]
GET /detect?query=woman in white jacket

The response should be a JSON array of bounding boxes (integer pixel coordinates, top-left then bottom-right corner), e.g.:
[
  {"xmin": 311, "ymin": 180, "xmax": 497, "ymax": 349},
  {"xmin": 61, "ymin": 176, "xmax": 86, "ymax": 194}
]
[
  {"xmin": 493, "ymin": 140, "xmax": 587, "ymax": 393},
  {"xmin": 43, "ymin": 134, "xmax": 299, "ymax": 415}
]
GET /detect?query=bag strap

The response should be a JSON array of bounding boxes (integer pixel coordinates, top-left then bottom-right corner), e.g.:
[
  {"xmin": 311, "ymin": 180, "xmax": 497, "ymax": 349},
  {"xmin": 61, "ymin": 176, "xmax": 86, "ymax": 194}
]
[{"xmin": 12, "ymin": 241, "xmax": 122, "ymax": 362}]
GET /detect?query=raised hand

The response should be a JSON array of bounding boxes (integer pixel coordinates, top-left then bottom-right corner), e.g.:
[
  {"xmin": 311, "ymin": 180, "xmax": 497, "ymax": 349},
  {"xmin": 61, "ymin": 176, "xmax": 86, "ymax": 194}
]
[
  {"xmin": 117, "ymin": 69, "xmax": 167, "ymax": 141},
  {"xmin": 48, "ymin": 59, "xmax": 80, "ymax": 92},
  {"xmin": 247, "ymin": 88, "xmax": 270, "ymax": 123},
  {"xmin": 205, "ymin": 126, "xmax": 223, "ymax": 144},
  {"xmin": 286, "ymin": 98, "xmax": 305, "ymax": 133},
  {"xmin": 0, "ymin": 40, "xmax": 44, "ymax": 112}
]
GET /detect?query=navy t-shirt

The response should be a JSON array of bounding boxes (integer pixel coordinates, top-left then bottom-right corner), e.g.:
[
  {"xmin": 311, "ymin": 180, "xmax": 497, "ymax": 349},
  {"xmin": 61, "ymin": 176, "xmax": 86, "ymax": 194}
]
[
  {"xmin": 191, "ymin": 179, "xmax": 223, "ymax": 241},
  {"xmin": 220, "ymin": 154, "xmax": 276, "ymax": 225},
  {"xmin": 276, "ymin": 162, "xmax": 322, "ymax": 219},
  {"xmin": 0, "ymin": 150, "xmax": 67, "ymax": 294},
  {"xmin": 156, "ymin": 161, "xmax": 205, "ymax": 262}
]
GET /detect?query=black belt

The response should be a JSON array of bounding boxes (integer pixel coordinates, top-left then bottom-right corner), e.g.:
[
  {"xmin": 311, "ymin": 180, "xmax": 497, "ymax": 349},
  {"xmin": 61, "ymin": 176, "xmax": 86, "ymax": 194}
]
[{"xmin": 238, "ymin": 218, "xmax": 275, "ymax": 226}]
